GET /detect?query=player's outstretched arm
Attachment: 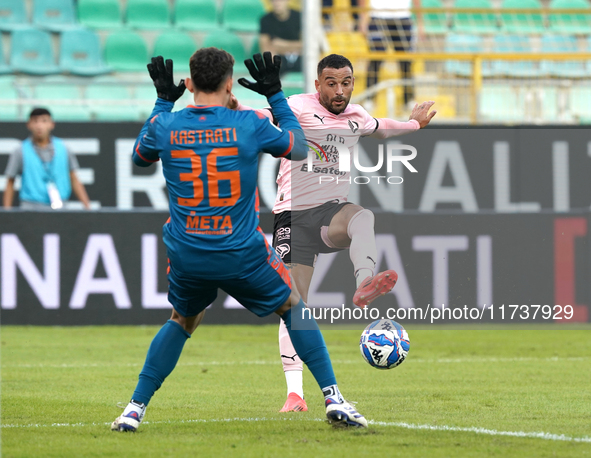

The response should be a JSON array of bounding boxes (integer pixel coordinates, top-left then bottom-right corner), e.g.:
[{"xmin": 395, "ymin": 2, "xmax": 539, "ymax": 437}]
[
  {"xmin": 133, "ymin": 56, "xmax": 185, "ymax": 167},
  {"xmin": 371, "ymin": 100, "xmax": 437, "ymax": 139},
  {"xmin": 238, "ymin": 52, "xmax": 306, "ymax": 160}
]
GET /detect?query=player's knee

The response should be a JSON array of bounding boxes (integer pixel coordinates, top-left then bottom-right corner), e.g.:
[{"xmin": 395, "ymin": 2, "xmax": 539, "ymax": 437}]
[
  {"xmin": 347, "ymin": 208, "xmax": 375, "ymax": 237},
  {"xmin": 170, "ymin": 309, "xmax": 204, "ymax": 334}
]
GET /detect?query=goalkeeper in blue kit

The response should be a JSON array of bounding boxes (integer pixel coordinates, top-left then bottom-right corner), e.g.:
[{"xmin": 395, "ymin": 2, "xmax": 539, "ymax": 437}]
[{"xmin": 111, "ymin": 49, "xmax": 367, "ymax": 431}]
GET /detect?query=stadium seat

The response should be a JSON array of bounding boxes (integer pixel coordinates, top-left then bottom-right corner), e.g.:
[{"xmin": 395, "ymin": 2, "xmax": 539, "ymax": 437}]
[
  {"xmin": 104, "ymin": 31, "xmax": 149, "ymax": 72},
  {"xmin": 549, "ymin": 0, "xmax": 591, "ymax": 34},
  {"xmin": 203, "ymin": 30, "xmax": 246, "ymax": 72},
  {"xmin": 0, "ymin": 77, "xmax": 21, "ymax": 120},
  {"xmin": 77, "ymin": 0, "xmax": 122, "ymax": 29},
  {"xmin": 452, "ymin": 0, "xmax": 498, "ymax": 34},
  {"xmin": 10, "ymin": 28, "xmax": 60, "ymax": 74},
  {"xmin": 489, "ymin": 35, "xmax": 537, "ymax": 77},
  {"xmin": 540, "ymin": 35, "xmax": 587, "ymax": 77},
  {"xmin": 33, "ymin": 0, "xmax": 77, "ymax": 31},
  {"xmin": 60, "ymin": 28, "xmax": 112, "ymax": 76},
  {"xmin": 86, "ymin": 85, "xmax": 139, "ymax": 120},
  {"xmin": 479, "ymin": 85, "xmax": 524, "ymax": 122},
  {"xmin": 135, "ymin": 84, "xmax": 159, "ymax": 118},
  {"xmin": 232, "ymin": 85, "xmax": 269, "ymax": 109},
  {"xmin": 174, "ymin": 0, "xmax": 219, "ymax": 31},
  {"xmin": 34, "ymin": 84, "xmax": 91, "ymax": 121},
  {"xmin": 281, "ymin": 71, "xmax": 304, "ymax": 97},
  {"xmin": 417, "ymin": 0, "xmax": 448, "ymax": 34},
  {"xmin": 500, "ymin": 0, "xmax": 545, "ymax": 34},
  {"xmin": 222, "ymin": 0, "xmax": 266, "ymax": 32},
  {"xmin": 0, "ymin": 0, "xmax": 28, "ymax": 31},
  {"xmin": 126, "ymin": 0, "xmax": 170, "ymax": 30},
  {"xmin": 153, "ymin": 32, "xmax": 196, "ymax": 67},
  {"xmin": 444, "ymin": 34, "xmax": 486, "ymax": 76}
]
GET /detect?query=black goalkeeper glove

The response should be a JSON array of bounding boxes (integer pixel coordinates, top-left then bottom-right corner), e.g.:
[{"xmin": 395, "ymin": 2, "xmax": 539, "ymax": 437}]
[
  {"xmin": 147, "ymin": 56, "xmax": 186, "ymax": 102},
  {"xmin": 238, "ymin": 52, "xmax": 282, "ymax": 98}
]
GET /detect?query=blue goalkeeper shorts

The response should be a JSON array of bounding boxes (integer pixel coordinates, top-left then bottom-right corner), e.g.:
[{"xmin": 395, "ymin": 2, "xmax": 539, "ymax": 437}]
[{"xmin": 167, "ymin": 239, "xmax": 292, "ymax": 318}]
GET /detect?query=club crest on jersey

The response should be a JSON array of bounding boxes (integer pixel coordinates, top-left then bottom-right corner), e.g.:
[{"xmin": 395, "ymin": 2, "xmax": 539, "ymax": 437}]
[
  {"xmin": 348, "ymin": 119, "xmax": 359, "ymax": 133},
  {"xmin": 275, "ymin": 243, "xmax": 290, "ymax": 259}
]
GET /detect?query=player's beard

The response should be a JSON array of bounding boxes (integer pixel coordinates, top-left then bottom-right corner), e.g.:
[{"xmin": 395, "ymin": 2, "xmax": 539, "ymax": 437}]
[{"xmin": 321, "ymin": 94, "xmax": 350, "ymax": 115}]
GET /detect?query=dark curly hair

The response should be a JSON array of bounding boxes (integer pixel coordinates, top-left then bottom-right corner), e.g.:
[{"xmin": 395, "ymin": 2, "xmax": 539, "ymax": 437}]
[
  {"xmin": 317, "ymin": 54, "xmax": 353, "ymax": 77},
  {"xmin": 189, "ymin": 47, "xmax": 235, "ymax": 93}
]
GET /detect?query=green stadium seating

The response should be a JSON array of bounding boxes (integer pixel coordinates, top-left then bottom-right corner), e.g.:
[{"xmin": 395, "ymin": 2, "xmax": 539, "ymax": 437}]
[
  {"xmin": 126, "ymin": 0, "xmax": 170, "ymax": 30},
  {"xmin": 453, "ymin": 0, "xmax": 498, "ymax": 34},
  {"xmin": 444, "ymin": 34, "xmax": 486, "ymax": 76},
  {"xmin": 34, "ymin": 84, "xmax": 91, "ymax": 121},
  {"xmin": 104, "ymin": 31, "xmax": 148, "ymax": 71},
  {"xmin": 549, "ymin": 0, "xmax": 591, "ymax": 34},
  {"xmin": 33, "ymin": 0, "xmax": 77, "ymax": 31},
  {"xmin": 10, "ymin": 28, "xmax": 60, "ymax": 74},
  {"xmin": 135, "ymin": 84, "xmax": 159, "ymax": 118},
  {"xmin": 0, "ymin": 0, "xmax": 28, "ymax": 31},
  {"xmin": 222, "ymin": 0, "xmax": 266, "ymax": 32},
  {"xmin": 489, "ymin": 35, "xmax": 537, "ymax": 77},
  {"xmin": 231, "ymin": 85, "xmax": 268, "ymax": 109},
  {"xmin": 540, "ymin": 35, "xmax": 587, "ymax": 77},
  {"xmin": 60, "ymin": 28, "xmax": 112, "ymax": 76},
  {"xmin": 540, "ymin": 87, "xmax": 558, "ymax": 122},
  {"xmin": 174, "ymin": 0, "xmax": 219, "ymax": 31},
  {"xmin": 0, "ymin": 77, "xmax": 20, "ymax": 120},
  {"xmin": 569, "ymin": 86, "xmax": 591, "ymax": 122},
  {"xmin": 153, "ymin": 32, "xmax": 196, "ymax": 68},
  {"xmin": 479, "ymin": 85, "xmax": 524, "ymax": 122},
  {"xmin": 78, "ymin": 0, "xmax": 122, "ymax": 29},
  {"xmin": 0, "ymin": 38, "xmax": 12, "ymax": 74},
  {"xmin": 500, "ymin": 0, "xmax": 545, "ymax": 34},
  {"xmin": 86, "ymin": 85, "xmax": 139, "ymax": 120},
  {"xmin": 203, "ymin": 30, "xmax": 246, "ymax": 72},
  {"xmin": 417, "ymin": 0, "xmax": 448, "ymax": 34},
  {"xmin": 281, "ymin": 71, "xmax": 304, "ymax": 97}
]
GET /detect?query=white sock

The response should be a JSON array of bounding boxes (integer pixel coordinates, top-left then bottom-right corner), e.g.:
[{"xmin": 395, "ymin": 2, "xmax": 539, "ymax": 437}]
[
  {"xmin": 123, "ymin": 400, "xmax": 146, "ymax": 422},
  {"xmin": 322, "ymin": 384, "xmax": 344, "ymax": 405},
  {"xmin": 285, "ymin": 370, "xmax": 304, "ymax": 399},
  {"xmin": 348, "ymin": 209, "xmax": 378, "ymax": 287}
]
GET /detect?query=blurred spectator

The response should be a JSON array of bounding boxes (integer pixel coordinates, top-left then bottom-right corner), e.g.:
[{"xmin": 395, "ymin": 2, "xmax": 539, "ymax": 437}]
[
  {"xmin": 359, "ymin": 0, "xmax": 423, "ymax": 107},
  {"xmin": 259, "ymin": 0, "xmax": 302, "ymax": 74},
  {"xmin": 3, "ymin": 108, "xmax": 90, "ymax": 210}
]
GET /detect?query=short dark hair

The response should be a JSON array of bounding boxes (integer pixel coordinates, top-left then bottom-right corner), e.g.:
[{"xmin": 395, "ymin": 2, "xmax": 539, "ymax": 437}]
[
  {"xmin": 317, "ymin": 54, "xmax": 354, "ymax": 77},
  {"xmin": 29, "ymin": 107, "xmax": 52, "ymax": 119},
  {"xmin": 189, "ymin": 47, "xmax": 235, "ymax": 93}
]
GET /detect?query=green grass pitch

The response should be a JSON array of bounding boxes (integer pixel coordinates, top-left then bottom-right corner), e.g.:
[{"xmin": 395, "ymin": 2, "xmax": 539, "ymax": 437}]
[{"xmin": 2, "ymin": 325, "xmax": 591, "ymax": 457}]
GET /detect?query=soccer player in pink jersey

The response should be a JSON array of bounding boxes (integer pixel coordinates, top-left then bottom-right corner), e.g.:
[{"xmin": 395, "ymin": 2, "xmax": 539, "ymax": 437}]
[{"xmin": 236, "ymin": 54, "xmax": 436, "ymax": 412}]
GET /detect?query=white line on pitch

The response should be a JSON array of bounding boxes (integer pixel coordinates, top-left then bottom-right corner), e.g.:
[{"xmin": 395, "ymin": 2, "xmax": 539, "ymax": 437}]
[
  {"xmin": 3, "ymin": 356, "xmax": 588, "ymax": 369},
  {"xmin": 2, "ymin": 417, "xmax": 590, "ymax": 443}
]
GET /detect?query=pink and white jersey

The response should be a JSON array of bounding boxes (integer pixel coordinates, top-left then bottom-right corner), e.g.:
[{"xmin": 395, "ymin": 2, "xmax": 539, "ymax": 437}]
[
  {"xmin": 239, "ymin": 92, "xmax": 420, "ymax": 213},
  {"xmin": 273, "ymin": 93, "xmax": 379, "ymax": 213}
]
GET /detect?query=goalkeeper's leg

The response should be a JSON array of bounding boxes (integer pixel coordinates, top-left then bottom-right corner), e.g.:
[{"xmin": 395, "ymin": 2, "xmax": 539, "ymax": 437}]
[{"xmin": 275, "ymin": 292, "xmax": 367, "ymax": 427}]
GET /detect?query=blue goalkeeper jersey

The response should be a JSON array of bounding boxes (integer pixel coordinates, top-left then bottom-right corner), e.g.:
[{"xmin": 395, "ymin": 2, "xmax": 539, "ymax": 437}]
[{"xmin": 133, "ymin": 92, "xmax": 305, "ymax": 278}]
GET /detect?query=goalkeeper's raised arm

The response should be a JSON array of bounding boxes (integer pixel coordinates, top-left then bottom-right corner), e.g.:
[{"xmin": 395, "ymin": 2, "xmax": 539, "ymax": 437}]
[{"xmin": 238, "ymin": 52, "xmax": 307, "ymax": 161}]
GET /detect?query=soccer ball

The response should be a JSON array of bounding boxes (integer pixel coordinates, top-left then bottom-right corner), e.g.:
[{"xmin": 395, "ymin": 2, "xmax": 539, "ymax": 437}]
[{"xmin": 359, "ymin": 319, "xmax": 410, "ymax": 369}]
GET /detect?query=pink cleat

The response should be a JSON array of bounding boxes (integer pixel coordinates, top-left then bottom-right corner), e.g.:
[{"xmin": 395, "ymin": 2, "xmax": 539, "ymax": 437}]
[
  {"xmin": 353, "ymin": 270, "xmax": 398, "ymax": 308},
  {"xmin": 279, "ymin": 393, "xmax": 308, "ymax": 412}
]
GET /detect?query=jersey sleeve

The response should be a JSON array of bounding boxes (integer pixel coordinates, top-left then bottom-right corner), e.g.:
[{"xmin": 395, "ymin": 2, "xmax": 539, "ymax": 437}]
[
  {"xmin": 253, "ymin": 113, "xmax": 294, "ymax": 158},
  {"xmin": 132, "ymin": 98, "xmax": 173, "ymax": 167},
  {"xmin": 66, "ymin": 147, "xmax": 79, "ymax": 171},
  {"xmin": 4, "ymin": 146, "xmax": 22, "ymax": 178}
]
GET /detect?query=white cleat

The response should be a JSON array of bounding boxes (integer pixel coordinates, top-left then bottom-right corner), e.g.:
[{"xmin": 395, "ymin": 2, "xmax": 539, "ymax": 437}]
[
  {"xmin": 111, "ymin": 400, "xmax": 145, "ymax": 432},
  {"xmin": 326, "ymin": 400, "xmax": 368, "ymax": 428}
]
